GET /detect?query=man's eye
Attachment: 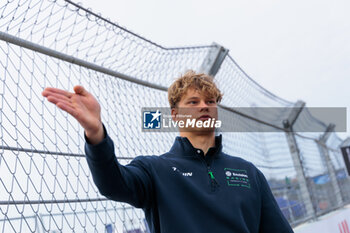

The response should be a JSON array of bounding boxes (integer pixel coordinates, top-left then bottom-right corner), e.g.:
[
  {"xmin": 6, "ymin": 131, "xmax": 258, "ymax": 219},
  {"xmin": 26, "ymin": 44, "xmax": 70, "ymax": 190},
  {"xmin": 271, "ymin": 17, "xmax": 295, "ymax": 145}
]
[
  {"xmin": 207, "ymin": 100, "xmax": 216, "ymax": 104},
  {"xmin": 189, "ymin": 101, "xmax": 197, "ymax": 104}
]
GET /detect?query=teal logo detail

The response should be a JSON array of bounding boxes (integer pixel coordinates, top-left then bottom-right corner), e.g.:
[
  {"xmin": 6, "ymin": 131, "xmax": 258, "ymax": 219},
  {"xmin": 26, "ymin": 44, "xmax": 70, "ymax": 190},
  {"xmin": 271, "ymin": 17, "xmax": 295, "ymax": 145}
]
[{"xmin": 224, "ymin": 168, "xmax": 250, "ymax": 189}]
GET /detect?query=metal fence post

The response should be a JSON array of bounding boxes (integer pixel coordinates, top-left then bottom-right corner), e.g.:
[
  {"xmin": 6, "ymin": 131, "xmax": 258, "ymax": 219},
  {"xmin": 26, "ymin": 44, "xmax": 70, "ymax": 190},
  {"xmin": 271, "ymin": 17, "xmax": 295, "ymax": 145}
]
[
  {"xmin": 317, "ymin": 124, "xmax": 343, "ymax": 208},
  {"xmin": 199, "ymin": 42, "xmax": 229, "ymax": 76},
  {"xmin": 283, "ymin": 101, "xmax": 316, "ymax": 219}
]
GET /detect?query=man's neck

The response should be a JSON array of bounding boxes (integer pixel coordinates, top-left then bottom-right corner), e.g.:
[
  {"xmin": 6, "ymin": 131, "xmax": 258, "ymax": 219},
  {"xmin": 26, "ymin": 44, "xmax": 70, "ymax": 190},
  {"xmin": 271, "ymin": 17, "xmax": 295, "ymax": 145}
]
[{"xmin": 180, "ymin": 131, "xmax": 215, "ymax": 155}]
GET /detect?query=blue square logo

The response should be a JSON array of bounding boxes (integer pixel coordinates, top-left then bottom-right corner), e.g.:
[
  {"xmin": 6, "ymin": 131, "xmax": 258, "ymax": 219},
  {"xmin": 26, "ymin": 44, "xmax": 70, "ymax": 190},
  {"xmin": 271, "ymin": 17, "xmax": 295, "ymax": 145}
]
[{"xmin": 143, "ymin": 110, "xmax": 161, "ymax": 129}]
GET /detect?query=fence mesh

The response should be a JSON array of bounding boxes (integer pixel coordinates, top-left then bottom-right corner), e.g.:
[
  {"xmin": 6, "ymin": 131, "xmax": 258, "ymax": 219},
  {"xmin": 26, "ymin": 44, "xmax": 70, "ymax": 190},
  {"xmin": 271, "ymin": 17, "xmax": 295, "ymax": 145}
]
[{"xmin": 0, "ymin": 0, "xmax": 349, "ymax": 232}]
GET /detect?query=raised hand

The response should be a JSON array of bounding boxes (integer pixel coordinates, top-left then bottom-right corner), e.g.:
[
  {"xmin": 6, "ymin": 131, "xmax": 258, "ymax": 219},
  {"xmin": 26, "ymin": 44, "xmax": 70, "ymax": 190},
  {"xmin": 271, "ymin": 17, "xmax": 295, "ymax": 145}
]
[{"xmin": 42, "ymin": 85, "xmax": 104, "ymax": 144}]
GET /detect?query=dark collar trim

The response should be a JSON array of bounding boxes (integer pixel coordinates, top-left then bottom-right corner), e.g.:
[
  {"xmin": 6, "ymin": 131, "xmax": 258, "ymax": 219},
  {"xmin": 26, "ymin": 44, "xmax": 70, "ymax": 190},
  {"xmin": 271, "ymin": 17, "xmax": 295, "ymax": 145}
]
[{"xmin": 169, "ymin": 134, "xmax": 223, "ymax": 157}]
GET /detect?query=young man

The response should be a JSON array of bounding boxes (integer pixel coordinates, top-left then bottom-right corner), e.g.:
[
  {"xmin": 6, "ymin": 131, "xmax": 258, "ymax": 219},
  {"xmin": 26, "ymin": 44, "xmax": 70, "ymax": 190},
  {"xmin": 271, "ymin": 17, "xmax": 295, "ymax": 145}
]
[{"xmin": 42, "ymin": 70, "xmax": 294, "ymax": 233}]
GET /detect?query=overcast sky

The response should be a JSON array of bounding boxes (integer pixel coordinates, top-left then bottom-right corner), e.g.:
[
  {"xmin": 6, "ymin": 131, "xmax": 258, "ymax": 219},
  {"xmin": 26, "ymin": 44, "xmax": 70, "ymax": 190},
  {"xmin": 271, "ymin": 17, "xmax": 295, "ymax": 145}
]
[{"xmin": 80, "ymin": 0, "xmax": 350, "ymax": 139}]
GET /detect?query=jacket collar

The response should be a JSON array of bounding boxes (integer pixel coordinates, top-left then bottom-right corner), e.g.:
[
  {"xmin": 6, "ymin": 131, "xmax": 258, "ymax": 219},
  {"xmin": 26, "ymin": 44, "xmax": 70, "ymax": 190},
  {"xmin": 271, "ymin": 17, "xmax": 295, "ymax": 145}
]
[{"xmin": 169, "ymin": 134, "xmax": 223, "ymax": 157}]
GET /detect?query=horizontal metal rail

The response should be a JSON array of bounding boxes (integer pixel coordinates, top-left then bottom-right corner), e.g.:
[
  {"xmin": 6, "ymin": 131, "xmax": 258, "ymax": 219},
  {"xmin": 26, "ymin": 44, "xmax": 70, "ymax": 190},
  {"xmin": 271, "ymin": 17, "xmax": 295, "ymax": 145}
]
[
  {"xmin": 0, "ymin": 145, "xmax": 135, "ymax": 160},
  {"xmin": 0, "ymin": 31, "xmax": 167, "ymax": 92},
  {"xmin": 0, "ymin": 198, "xmax": 108, "ymax": 205},
  {"xmin": 0, "ymin": 206, "xmax": 137, "ymax": 221}
]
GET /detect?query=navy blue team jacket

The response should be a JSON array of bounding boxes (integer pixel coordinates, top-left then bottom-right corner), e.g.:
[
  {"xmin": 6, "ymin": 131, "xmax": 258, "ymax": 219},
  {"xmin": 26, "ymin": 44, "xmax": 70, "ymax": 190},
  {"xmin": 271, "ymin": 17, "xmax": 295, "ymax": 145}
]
[{"xmin": 85, "ymin": 128, "xmax": 294, "ymax": 233}]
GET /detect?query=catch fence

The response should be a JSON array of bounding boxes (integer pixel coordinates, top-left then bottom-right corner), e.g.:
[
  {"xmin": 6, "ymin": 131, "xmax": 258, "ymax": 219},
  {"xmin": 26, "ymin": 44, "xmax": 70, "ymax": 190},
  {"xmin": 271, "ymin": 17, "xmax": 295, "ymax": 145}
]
[{"xmin": 0, "ymin": 0, "xmax": 349, "ymax": 232}]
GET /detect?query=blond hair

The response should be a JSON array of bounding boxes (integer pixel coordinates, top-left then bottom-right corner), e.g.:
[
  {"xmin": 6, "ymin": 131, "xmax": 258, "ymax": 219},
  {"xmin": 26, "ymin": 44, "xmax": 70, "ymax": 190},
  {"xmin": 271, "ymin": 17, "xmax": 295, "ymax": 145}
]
[{"xmin": 168, "ymin": 70, "xmax": 223, "ymax": 108}]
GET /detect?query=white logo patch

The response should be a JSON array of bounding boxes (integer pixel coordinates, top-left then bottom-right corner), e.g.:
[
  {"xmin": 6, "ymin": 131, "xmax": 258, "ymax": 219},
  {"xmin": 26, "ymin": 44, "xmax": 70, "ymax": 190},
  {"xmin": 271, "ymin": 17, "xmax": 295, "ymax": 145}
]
[{"xmin": 172, "ymin": 167, "xmax": 193, "ymax": 177}]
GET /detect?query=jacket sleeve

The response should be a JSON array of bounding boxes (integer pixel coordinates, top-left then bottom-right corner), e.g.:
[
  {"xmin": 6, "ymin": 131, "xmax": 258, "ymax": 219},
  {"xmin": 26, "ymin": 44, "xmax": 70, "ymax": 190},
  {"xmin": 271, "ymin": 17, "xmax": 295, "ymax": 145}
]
[
  {"xmin": 84, "ymin": 125, "xmax": 154, "ymax": 209},
  {"xmin": 257, "ymin": 169, "xmax": 294, "ymax": 233}
]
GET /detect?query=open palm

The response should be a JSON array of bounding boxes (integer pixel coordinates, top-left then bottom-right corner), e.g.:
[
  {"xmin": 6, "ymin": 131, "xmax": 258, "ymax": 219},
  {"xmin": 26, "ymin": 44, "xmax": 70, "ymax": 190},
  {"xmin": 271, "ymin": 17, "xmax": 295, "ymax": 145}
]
[{"xmin": 42, "ymin": 85, "xmax": 102, "ymax": 137}]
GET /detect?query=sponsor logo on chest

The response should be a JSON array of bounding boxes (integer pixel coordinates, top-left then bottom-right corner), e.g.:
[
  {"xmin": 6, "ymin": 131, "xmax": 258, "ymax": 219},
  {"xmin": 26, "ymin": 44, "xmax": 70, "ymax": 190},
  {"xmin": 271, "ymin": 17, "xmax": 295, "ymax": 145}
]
[
  {"xmin": 172, "ymin": 167, "xmax": 193, "ymax": 177},
  {"xmin": 224, "ymin": 168, "xmax": 251, "ymax": 189}
]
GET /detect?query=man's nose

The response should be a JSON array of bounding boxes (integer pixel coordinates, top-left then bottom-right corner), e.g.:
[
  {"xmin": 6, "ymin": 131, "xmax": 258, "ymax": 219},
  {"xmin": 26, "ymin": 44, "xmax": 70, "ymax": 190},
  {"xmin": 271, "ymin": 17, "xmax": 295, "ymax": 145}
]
[{"xmin": 198, "ymin": 100, "xmax": 209, "ymax": 109}]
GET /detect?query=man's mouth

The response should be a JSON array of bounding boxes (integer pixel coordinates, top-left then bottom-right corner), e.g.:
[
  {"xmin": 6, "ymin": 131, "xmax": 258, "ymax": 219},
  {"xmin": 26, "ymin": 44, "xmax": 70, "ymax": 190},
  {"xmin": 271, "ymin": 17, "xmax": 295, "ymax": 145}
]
[{"xmin": 198, "ymin": 115, "xmax": 212, "ymax": 120}]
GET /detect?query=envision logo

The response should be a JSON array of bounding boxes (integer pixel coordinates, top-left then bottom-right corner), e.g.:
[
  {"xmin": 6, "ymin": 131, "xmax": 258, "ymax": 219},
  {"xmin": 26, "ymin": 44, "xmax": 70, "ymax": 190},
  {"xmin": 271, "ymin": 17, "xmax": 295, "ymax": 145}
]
[
  {"xmin": 224, "ymin": 168, "xmax": 250, "ymax": 189},
  {"xmin": 230, "ymin": 172, "xmax": 248, "ymax": 178}
]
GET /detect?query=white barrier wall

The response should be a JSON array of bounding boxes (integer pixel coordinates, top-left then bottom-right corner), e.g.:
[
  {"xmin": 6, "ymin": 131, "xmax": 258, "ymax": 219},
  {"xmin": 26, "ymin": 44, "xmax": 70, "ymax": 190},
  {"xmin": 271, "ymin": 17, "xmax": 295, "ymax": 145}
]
[{"xmin": 294, "ymin": 206, "xmax": 350, "ymax": 233}]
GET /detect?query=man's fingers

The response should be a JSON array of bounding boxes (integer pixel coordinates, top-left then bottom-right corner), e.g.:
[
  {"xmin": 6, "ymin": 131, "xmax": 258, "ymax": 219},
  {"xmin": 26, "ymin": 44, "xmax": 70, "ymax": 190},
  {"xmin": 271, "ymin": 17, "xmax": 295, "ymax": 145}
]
[
  {"xmin": 45, "ymin": 92, "xmax": 71, "ymax": 103},
  {"xmin": 45, "ymin": 94, "xmax": 81, "ymax": 121},
  {"xmin": 42, "ymin": 87, "xmax": 73, "ymax": 98},
  {"xmin": 56, "ymin": 102, "xmax": 78, "ymax": 118},
  {"xmin": 73, "ymin": 85, "xmax": 88, "ymax": 96},
  {"xmin": 47, "ymin": 96, "xmax": 73, "ymax": 109}
]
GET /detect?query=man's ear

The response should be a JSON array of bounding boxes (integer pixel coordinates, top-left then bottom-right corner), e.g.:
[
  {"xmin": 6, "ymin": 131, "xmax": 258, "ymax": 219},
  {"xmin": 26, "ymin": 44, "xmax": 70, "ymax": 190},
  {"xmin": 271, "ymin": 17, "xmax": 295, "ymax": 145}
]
[{"xmin": 171, "ymin": 107, "xmax": 178, "ymax": 122}]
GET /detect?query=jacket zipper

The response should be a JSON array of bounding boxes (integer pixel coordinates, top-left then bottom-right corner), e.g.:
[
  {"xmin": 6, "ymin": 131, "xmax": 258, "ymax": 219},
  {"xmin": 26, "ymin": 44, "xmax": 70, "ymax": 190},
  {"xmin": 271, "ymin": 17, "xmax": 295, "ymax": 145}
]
[
  {"xmin": 207, "ymin": 164, "xmax": 219, "ymax": 192},
  {"xmin": 199, "ymin": 156, "xmax": 219, "ymax": 192}
]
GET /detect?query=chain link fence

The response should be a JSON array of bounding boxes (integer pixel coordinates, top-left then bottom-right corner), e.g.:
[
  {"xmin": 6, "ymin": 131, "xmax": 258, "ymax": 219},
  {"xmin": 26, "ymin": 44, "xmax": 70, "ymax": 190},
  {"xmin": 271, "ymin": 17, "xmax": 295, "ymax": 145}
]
[{"xmin": 0, "ymin": 0, "xmax": 349, "ymax": 232}]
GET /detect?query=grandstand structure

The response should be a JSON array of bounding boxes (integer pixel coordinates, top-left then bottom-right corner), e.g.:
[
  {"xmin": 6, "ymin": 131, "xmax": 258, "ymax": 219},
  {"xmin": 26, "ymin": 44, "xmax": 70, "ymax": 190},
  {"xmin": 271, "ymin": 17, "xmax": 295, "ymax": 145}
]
[{"xmin": 0, "ymin": 0, "xmax": 349, "ymax": 232}]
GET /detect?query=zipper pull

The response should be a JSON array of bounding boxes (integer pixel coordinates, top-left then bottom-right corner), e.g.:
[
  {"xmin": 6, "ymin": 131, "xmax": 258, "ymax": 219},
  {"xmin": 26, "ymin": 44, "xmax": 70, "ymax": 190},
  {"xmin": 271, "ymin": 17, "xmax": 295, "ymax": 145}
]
[
  {"xmin": 208, "ymin": 169, "xmax": 220, "ymax": 192},
  {"xmin": 208, "ymin": 171, "xmax": 215, "ymax": 180}
]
